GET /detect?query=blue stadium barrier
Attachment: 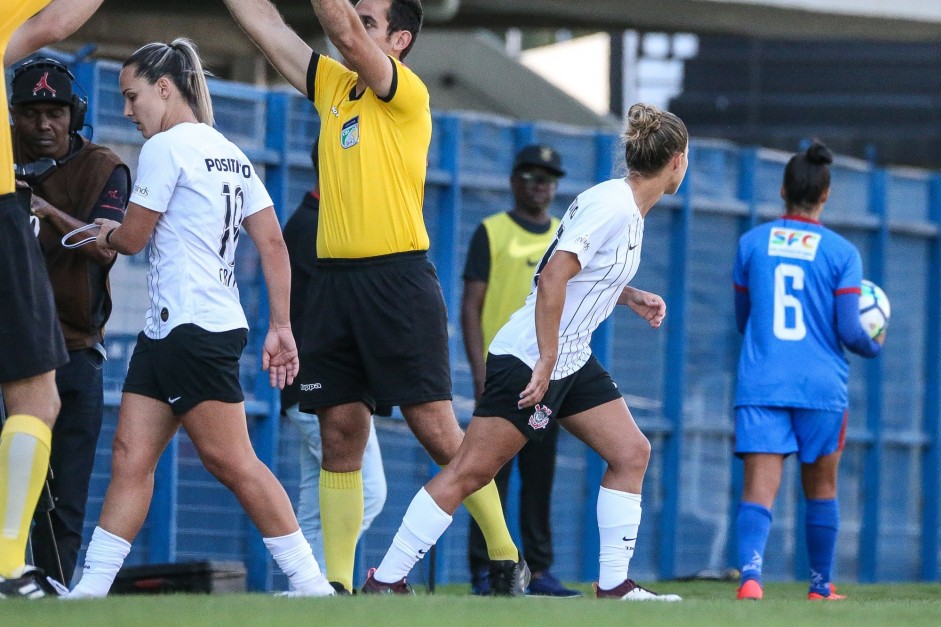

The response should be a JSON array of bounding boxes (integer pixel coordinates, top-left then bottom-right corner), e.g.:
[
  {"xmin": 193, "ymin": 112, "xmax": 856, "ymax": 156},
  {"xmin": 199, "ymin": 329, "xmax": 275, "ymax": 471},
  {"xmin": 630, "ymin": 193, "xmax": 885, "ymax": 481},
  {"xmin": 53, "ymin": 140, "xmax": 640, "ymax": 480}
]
[{"xmin": 54, "ymin": 58, "xmax": 941, "ymax": 591}]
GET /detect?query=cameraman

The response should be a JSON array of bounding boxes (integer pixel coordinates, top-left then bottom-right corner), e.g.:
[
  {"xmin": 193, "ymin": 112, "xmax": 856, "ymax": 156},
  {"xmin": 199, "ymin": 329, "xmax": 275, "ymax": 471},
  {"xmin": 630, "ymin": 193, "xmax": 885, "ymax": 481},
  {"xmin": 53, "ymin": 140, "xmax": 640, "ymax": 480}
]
[{"xmin": 10, "ymin": 58, "xmax": 129, "ymax": 587}]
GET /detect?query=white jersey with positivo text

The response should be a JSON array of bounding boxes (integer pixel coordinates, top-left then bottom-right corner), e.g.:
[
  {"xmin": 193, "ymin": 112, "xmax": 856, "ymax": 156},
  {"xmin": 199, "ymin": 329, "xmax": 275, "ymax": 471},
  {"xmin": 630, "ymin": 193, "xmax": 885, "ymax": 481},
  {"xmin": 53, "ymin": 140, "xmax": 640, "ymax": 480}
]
[
  {"xmin": 129, "ymin": 122, "xmax": 272, "ymax": 339},
  {"xmin": 488, "ymin": 178, "xmax": 644, "ymax": 379}
]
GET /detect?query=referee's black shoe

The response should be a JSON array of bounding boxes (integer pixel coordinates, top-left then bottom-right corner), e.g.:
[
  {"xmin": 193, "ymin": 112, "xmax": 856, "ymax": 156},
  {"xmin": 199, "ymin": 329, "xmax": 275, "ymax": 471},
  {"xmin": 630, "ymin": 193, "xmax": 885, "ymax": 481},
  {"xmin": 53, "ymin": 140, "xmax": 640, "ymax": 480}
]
[
  {"xmin": 489, "ymin": 553, "xmax": 530, "ymax": 596},
  {"xmin": 329, "ymin": 581, "xmax": 353, "ymax": 595},
  {"xmin": 0, "ymin": 566, "xmax": 63, "ymax": 599}
]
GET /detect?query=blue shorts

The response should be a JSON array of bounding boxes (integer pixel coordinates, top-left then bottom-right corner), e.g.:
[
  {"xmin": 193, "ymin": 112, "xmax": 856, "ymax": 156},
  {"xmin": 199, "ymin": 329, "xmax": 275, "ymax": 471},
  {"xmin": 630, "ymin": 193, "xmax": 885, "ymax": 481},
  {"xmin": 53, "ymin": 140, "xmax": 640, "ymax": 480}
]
[{"xmin": 734, "ymin": 406, "xmax": 848, "ymax": 464}]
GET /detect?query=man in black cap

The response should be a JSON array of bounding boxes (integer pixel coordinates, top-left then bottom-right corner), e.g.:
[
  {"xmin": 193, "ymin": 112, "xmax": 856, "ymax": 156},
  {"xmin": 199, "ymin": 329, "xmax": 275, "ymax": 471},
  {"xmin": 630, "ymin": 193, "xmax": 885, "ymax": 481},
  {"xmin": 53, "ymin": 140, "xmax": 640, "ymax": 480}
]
[
  {"xmin": 461, "ymin": 144, "xmax": 581, "ymax": 597},
  {"xmin": 10, "ymin": 56, "xmax": 130, "ymax": 588}
]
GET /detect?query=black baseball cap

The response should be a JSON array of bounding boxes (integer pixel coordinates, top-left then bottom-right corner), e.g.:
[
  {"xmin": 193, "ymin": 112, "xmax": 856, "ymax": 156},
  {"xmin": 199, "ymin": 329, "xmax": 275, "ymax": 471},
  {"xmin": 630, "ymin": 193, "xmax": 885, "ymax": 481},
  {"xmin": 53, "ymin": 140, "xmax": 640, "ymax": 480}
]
[
  {"xmin": 513, "ymin": 145, "xmax": 566, "ymax": 178},
  {"xmin": 10, "ymin": 61, "xmax": 74, "ymax": 107}
]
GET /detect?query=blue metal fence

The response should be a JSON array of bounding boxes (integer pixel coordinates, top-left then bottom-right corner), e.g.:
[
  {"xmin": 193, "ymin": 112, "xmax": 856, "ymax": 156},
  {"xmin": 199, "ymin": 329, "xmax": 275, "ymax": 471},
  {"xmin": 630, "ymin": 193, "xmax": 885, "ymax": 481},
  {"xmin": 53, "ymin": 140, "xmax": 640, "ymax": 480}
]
[{"xmin": 63, "ymin": 58, "xmax": 940, "ymax": 591}]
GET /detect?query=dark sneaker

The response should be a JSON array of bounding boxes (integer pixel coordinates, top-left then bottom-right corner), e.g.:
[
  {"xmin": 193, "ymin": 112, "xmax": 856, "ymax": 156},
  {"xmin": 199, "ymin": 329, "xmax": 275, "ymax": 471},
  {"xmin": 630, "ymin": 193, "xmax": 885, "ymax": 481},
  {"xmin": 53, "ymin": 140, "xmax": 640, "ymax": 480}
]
[
  {"xmin": 0, "ymin": 567, "xmax": 62, "ymax": 599},
  {"xmin": 489, "ymin": 554, "xmax": 530, "ymax": 597},
  {"xmin": 329, "ymin": 581, "xmax": 353, "ymax": 596},
  {"xmin": 361, "ymin": 568, "xmax": 415, "ymax": 595},
  {"xmin": 470, "ymin": 567, "xmax": 490, "ymax": 596},
  {"xmin": 527, "ymin": 570, "xmax": 582, "ymax": 597},
  {"xmin": 594, "ymin": 578, "xmax": 682, "ymax": 601}
]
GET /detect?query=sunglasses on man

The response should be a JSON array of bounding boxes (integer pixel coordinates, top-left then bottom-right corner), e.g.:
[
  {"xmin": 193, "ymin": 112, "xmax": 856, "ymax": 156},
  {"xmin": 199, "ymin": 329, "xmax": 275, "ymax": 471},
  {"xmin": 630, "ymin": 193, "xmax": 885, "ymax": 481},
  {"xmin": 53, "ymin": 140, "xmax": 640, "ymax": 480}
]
[{"xmin": 516, "ymin": 171, "xmax": 559, "ymax": 185}]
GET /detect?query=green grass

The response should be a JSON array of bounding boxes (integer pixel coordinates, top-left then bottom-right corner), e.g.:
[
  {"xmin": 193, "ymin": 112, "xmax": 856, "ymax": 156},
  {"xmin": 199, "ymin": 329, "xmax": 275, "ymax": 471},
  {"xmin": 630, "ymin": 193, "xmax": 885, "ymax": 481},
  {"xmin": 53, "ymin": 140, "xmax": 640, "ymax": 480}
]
[{"xmin": 3, "ymin": 581, "xmax": 941, "ymax": 626}]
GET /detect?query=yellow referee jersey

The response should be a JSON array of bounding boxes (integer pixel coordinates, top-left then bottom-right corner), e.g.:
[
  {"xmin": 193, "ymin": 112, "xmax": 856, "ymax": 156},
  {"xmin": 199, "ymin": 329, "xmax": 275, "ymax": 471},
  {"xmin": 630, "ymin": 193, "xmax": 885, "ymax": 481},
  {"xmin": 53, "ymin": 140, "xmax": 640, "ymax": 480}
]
[
  {"xmin": 309, "ymin": 53, "xmax": 431, "ymax": 259},
  {"xmin": 1, "ymin": 0, "xmax": 54, "ymax": 196}
]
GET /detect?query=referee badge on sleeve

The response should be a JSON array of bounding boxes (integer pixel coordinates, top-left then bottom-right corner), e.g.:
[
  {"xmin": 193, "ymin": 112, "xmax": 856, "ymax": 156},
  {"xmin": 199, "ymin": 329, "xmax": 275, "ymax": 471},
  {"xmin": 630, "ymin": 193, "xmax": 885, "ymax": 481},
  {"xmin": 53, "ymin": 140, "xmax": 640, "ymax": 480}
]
[{"xmin": 340, "ymin": 116, "xmax": 360, "ymax": 149}]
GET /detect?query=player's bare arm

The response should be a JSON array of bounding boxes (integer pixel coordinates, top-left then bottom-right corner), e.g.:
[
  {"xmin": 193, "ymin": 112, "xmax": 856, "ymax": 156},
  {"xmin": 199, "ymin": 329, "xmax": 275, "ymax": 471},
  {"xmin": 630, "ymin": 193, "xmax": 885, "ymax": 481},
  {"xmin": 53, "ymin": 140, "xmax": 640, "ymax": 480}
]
[
  {"xmin": 618, "ymin": 285, "xmax": 666, "ymax": 328},
  {"xmin": 6, "ymin": 0, "xmax": 105, "ymax": 67},
  {"xmin": 311, "ymin": 0, "xmax": 397, "ymax": 97},
  {"xmin": 519, "ymin": 251, "xmax": 580, "ymax": 408},
  {"xmin": 222, "ymin": 0, "xmax": 312, "ymax": 95},
  {"xmin": 242, "ymin": 206, "xmax": 299, "ymax": 389},
  {"xmin": 94, "ymin": 203, "xmax": 159, "ymax": 255}
]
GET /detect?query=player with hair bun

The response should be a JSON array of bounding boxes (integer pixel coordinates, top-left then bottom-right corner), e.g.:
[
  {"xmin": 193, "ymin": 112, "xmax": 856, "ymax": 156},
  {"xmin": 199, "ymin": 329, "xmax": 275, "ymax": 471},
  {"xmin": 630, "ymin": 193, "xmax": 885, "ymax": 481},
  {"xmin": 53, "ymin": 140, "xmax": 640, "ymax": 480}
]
[
  {"xmin": 69, "ymin": 38, "xmax": 333, "ymax": 598},
  {"xmin": 363, "ymin": 103, "xmax": 688, "ymax": 601},
  {"xmin": 732, "ymin": 140, "xmax": 885, "ymax": 601}
]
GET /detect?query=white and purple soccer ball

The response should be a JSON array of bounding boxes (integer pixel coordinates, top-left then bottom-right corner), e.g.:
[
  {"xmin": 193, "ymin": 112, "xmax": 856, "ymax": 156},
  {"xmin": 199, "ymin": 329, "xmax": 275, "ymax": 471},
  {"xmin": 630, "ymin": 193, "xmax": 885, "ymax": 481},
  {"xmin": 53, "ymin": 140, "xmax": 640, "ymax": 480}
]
[{"xmin": 859, "ymin": 279, "xmax": 891, "ymax": 339}]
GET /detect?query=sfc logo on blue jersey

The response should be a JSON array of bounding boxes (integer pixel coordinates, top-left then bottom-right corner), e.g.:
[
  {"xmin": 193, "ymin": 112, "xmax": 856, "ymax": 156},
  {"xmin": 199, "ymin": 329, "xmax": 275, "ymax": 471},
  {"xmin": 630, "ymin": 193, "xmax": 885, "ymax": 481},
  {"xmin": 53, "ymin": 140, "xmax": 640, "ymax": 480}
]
[
  {"xmin": 768, "ymin": 228, "xmax": 821, "ymax": 261},
  {"xmin": 340, "ymin": 116, "xmax": 360, "ymax": 149}
]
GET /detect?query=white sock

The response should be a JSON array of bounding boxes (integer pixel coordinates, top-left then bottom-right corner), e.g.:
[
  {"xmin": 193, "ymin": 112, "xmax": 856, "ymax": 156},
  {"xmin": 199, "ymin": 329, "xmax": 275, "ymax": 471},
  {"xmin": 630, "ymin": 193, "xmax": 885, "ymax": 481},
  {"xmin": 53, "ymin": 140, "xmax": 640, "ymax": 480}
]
[
  {"xmin": 597, "ymin": 487, "xmax": 642, "ymax": 590},
  {"xmin": 374, "ymin": 488, "xmax": 452, "ymax": 583},
  {"xmin": 264, "ymin": 529, "xmax": 334, "ymax": 596},
  {"xmin": 68, "ymin": 526, "xmax": 132, "ymax": 598}
]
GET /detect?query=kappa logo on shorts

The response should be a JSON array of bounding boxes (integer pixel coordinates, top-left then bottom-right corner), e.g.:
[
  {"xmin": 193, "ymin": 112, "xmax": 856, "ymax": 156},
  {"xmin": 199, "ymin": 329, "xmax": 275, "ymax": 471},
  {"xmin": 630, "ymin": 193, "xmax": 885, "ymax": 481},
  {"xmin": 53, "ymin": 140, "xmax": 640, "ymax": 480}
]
[
  {"xmin": 299, "ymin": 383, "xmax": 322, "ymax": 392},
  {"xmin": 528, "ymin": 404, "xmax": 552, "ymax": 430},
  {"xmin": 340, "ymin": 116, "xmax": 360, "ymax": 149}
]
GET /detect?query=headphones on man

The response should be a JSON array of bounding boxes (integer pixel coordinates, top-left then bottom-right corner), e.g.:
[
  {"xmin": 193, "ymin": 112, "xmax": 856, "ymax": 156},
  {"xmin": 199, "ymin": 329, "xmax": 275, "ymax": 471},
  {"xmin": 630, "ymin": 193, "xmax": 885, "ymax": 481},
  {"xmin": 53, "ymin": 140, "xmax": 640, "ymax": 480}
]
[{"xmin": 12, "ymin": 57, "xmax": 88, "ymax": 134}]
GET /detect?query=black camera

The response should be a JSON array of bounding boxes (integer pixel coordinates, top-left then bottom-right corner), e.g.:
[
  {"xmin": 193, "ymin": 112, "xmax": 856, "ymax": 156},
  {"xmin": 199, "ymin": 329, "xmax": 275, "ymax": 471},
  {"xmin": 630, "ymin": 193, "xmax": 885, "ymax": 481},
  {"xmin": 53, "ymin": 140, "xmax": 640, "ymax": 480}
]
[{"xmin": 13, "ymin": 158, "xmax": 58, "ymax": 186}]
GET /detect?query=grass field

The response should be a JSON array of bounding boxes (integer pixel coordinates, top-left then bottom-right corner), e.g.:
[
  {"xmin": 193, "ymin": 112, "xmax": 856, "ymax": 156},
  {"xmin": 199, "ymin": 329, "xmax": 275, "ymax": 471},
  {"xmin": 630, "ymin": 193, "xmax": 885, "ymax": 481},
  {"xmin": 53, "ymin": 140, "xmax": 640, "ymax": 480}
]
[{"xmin": 3, "ymin": 581, "xmax": 941, "ymax": 626}]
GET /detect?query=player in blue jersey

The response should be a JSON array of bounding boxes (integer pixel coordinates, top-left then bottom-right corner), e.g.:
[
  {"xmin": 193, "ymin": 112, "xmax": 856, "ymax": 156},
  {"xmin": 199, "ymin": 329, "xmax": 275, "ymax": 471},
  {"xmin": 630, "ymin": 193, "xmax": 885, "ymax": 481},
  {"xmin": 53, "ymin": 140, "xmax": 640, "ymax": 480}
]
[{"xmin": 732, "ymin": 141, "xmax": 885, "ymax": 601}]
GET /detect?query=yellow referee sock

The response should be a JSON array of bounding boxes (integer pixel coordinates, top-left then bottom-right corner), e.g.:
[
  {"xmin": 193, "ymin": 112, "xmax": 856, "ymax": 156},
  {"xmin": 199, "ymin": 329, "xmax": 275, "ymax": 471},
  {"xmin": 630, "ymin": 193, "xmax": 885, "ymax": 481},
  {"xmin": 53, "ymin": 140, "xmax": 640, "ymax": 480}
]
[
  {"xmin": 463, "ymin": 480, "xmax": 519, "ymax": 562},
  {"xmin": 0, "ymin": 414, "xmax": 52, "ymax": 578},
  {"xmin": 319, "ymin": 469, "xmax": 363, "ymax": 591}
]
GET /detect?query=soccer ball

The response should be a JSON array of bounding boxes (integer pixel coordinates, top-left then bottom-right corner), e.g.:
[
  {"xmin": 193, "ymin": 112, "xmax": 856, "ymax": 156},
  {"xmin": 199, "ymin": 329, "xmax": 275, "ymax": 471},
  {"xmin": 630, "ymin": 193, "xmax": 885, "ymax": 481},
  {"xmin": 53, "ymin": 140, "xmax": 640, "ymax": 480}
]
[{"xmin": 859, "ymin": 279, "xmax": 890, "ymax": 339}]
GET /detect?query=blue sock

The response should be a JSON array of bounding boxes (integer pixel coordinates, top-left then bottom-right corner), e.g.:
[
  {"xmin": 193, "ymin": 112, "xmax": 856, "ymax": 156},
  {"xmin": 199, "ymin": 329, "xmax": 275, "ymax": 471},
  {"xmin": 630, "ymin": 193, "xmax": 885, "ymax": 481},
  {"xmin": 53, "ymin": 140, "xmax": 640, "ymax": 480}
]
[
  {"xmin": 737, "ymin": 502, "xmax": 772, "ymax": 585},
  {"xmin": 806, "ymin": 498, "xmax": 839, "ymax": 595}
]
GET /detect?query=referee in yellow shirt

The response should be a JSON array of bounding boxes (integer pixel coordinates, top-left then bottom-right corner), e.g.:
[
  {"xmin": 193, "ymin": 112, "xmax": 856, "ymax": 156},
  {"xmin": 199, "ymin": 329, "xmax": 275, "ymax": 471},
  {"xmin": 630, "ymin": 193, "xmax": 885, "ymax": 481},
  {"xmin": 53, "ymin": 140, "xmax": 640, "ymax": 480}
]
[
  {"xmin": 0, "ymin": 0, "xmax": 104, "ymax": 598},
  {"xmin": 223, "ymin": 0, "xmax": 524, "ymax": 595}
]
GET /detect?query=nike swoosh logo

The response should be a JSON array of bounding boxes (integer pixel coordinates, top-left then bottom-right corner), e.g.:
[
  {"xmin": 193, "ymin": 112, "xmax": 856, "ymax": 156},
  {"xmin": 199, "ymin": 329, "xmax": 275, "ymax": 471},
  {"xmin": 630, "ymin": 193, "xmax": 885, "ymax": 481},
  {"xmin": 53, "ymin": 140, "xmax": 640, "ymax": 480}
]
[
  {"xmin": 622, "ymin": 536, "xmax": 636, "ymax": 542},
  {"xmin": 168, "ymin": 396, "xmax": 181, "ymax": 404},
  {"xmin": 628, "ymin": 242, "xmax": 639, "ymax": 251},
  {"xmin": 508, "ymin": 239, "xmax": 549, "ymax": 259}
]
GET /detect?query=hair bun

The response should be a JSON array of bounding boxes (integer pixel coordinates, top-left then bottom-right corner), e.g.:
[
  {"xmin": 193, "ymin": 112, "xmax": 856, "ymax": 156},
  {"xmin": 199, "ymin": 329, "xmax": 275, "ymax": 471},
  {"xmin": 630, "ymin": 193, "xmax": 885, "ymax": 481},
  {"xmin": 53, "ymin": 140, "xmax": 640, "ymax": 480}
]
[
  {"xmin": 805, "ymin": 140, "xmax": 833, "ymax": 165},
  {"xmin": 626, "ymin": 103, "xmax": 663, "ymax": 143}
]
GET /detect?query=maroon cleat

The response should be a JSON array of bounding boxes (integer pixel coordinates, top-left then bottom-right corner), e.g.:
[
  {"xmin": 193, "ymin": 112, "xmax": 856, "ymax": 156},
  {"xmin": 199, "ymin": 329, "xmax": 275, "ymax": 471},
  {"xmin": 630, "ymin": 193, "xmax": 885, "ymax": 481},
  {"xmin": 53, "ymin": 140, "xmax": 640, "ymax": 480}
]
[
  {"xmin": 594, "ymin": 578, "xmax": 682, "ymax": 601},
  {"xmin": 361, "ymin": 568, "xmax": 415, "ymax": 595}
]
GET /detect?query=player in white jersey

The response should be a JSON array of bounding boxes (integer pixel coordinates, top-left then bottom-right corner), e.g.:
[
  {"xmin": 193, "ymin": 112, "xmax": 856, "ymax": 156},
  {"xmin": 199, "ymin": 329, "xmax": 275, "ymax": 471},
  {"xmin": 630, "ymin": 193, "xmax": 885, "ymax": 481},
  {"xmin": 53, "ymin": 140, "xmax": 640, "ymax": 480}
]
[
  {"xmin": 69, "ymin": 39, "xmax": 333, "ymax": 598},
  {"xmin": 363, "ymin": 104, "xmax": 689, "ymax": 600}
]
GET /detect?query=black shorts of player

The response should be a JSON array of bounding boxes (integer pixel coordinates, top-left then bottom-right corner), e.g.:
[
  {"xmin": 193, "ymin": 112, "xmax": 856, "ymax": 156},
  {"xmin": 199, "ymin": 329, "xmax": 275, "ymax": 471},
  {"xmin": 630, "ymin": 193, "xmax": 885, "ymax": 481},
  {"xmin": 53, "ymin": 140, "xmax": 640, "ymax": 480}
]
[
  {"xmin": 297, "ymin": 250, "xmax": 452, "ymax": 414},
  {"xmin": 0, "ymin": 192, "xmax": 68, "ymax": 383},
  {"xmin": 122, "ymin": 323, "xmax": 247, "ymax": 416},
  {"xmin": 474, "ymin": 353, "xmax": 623, "ymax": 441}
]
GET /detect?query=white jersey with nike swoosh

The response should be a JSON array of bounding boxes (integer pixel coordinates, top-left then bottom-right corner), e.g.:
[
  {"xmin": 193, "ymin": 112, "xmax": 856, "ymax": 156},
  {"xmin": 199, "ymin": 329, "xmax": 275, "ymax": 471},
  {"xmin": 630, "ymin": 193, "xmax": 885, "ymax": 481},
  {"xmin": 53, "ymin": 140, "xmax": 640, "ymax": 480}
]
[
  {"xmin": 488, "ymin": 178, "xmax": 644, "ymax": 379},
  {"xmin": 129, "ymin": 122, "xmax": 272, "ymax": 339}
]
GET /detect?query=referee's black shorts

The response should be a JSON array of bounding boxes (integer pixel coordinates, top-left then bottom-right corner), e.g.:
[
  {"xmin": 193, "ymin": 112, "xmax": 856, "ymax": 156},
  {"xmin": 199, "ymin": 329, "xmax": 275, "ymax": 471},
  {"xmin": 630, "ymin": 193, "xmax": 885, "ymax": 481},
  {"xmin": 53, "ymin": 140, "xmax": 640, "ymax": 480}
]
[
  {"xmin": 474, "ymin": 353, "xmax": 623, "ymax": 441},
  {"xmin": 297, "ymin": 251, "xmax": 452, "ymax": 414},
  {"xmin": 0, "ymin": 192, "xmax": 68, "ymax": 383}
]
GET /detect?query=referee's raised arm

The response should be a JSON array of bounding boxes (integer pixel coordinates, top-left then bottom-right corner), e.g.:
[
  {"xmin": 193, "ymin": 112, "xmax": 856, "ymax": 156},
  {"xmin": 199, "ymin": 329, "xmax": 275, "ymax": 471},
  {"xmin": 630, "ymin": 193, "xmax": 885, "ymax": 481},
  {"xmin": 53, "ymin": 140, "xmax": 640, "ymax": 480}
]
[
  {"xmin": 5, "ymin": 0, "xmax": 104, "ymax": 67},
  {"xmin": 222, "ymin": 0, "xmax": 313, "ymax": 95},
  {"xmin": 309, "ymin": 0, "xmax": 402, "ymax": 98}
]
